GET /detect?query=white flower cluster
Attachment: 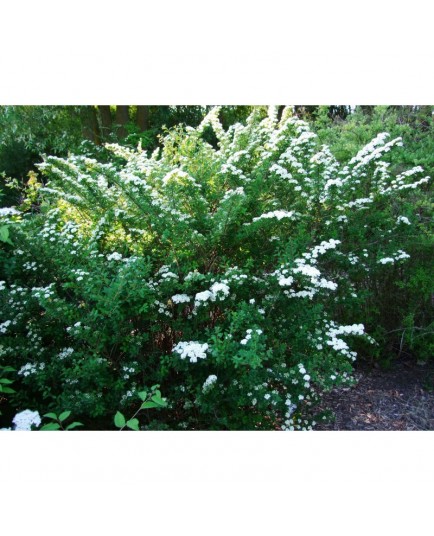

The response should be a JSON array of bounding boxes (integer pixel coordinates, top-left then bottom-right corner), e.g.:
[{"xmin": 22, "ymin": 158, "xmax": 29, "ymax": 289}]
[
  {"xmin": 18, "ymin": 362, "xmax": 45, "ymax": 377},
  {"xmin": 66, "ymin": 321, "xmax": 87, "ymax": 333},
  {"xmin": 23, "ymin": 261, "xmax": 39, "ymax": 272},
  {"xmin": 184, "ymin": 270, "xmax": 205, "ymax": 282},
  {"xmin": 220, "ymin": 162, "xmax": 248, "ymax": 181},
  {"xmin": 240, "ymin": 328, "xmax": 263, "ymax": 345},
  {"xmin": 381, "ymin": 166, "xmax": 430, "ymax": 194},
  {"xmin": 202, "ymin": 374, "xmax": 217, "ymax": 392},
  {"xmin": 325, "ymin": 323, "xmax": 364, "ymax": 360},
  {"xmin": 221, "ymin": 186, "xmax": 245, "ymax": 202},
  {"xmin": 378, "ymin": 250, "xmax": 410, "ymax": 264},
  {"xmin": 250, "ymin": 210, "xmax": 295, "ymax": 224},
  {"xmin": 273, "ymin": 239, "xmax": 341, "ymax": 297},
  {"xmin": 210, "ymin": 282, "xmax": 230, "ymax": 298},
  {"xmin": 194, "ymin": 282, "xmax": 230, "ymax": 307},
  {"xmin": 12, "ymin": 410, "xmax": 41, "ymax": 431},
  {"xmin": 31, "ymin": 283, "xmax": 55, "ymax": 300},
  {"xmin": 396, "ymin": 216, "xmax": 411, "ymax": 225},
  {"xmin": 0, "ymin": 320, "xmax": 11, "ymax": 334},
  {"xmin": 292, "ymin": 262, "xmax": 337, "ymax": 292},
  {"xmin": 171, "ymin": 294, "xmax": 190, "ymax": 304},
  {"xmin": 162, "ymin": 168, "xmax": 201, "ymax": 189},
  {"xmin": 158, "ymin": 265, "xmax": 179, "ymax": 281},
  {"xmin": 122, "ymin": 365, "xmax": 136, "ymax": 379},
  {"xmin": 173, "ymin": 341, "xmax": 209, "ymax": 363},
  {"xmin": 0, "ymin": 207, "xmax": 20, "ymax": 217},
  {"xmin": 58, "ymin": 347, "xmax": 75, "ymax": 360},
  {"xmin": 107, "ymin": 252, "xmax": 123, "ymax": 261},
  {"xmin": 268, "ymin": 162, "xmax": 291, "ymax": 177},
  {"xmin": 71, "ymin": 268, "xmax": 89, "ymax": 282},
  {"xmin": 153, "ymin": 299, "xmax": 172, "ymax": 318}
]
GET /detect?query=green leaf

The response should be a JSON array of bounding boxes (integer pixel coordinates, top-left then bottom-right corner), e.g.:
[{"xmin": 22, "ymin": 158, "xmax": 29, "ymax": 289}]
[
  {"xmin": 138, "ymin": 390, "xmax": 148, "ymax": 401},
  {"xmin": 43, "ymin": 412, "xmax": 58, "ymax": 420},
  {"xmin": 114, "ymin": 411, "xmax": 126, "ymax": 428},
  {"xmin": 151, "ymin": 394, "xmax": 167, "ymax": 407},
  {"xmin": 0, "ymin": 378, "xmax": 14, "ymax": 384},
  {"xmin": 140, "ymin": 401, "xmax": 159, "ymax": 410},
  {"xmin": 0, "ymin": 226, "xmax": 13, "ymax": 246},
  {"xmin": 0, "ymin": 386, "xmax": 15, "ymax": 394},
  {"xmin": 66, "ymin": 422, "xmax": 83, "ymax": 430},
  {"xmin": 58, "ymin": 410, "xmax": 72, "ymax": 422},
  {"xmin": 126, "ymin": 418, "xmax": 140, "ymax": 431},
  {"xmin": 2, "ymin": 366, "xmax": 15, "ymax": 373},
  {"xmin": 41, "ymin": 422, "xmax": 61, "ymax": 431}
]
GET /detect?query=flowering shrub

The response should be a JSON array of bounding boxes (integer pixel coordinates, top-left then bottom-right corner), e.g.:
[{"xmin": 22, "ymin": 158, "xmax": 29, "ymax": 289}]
[{"xmin": 0, "ymin": 106, "xmax": 431, "ymax": 430}]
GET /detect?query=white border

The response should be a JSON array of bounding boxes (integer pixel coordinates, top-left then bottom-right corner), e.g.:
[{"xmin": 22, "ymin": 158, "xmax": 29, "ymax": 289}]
[
  {"xmin": 1, "ymin": 432, "xmax": 433, "ymax": 535},
  {"xmin": 0, "ymin": 1, "xmax": 433, "ymax": 533},
  {"xmin": 0, "ymin": 1, "xmax": 433, "ymax": 104}
]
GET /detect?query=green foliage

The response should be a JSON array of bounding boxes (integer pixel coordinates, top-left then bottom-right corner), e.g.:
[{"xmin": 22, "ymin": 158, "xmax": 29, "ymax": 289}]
[
  {"xmin": 40, "ymin": 410, "xmax": 83, "ymax": 431},
  {"xmin": 0, "ymin": 366, "xmax": 16, "ymax": 406},
  {"xmin": 114, "ymin": 386, "xmax": 167, "ymax": 430},
  {"xmin": 0, "ymin": 106, "xmax": 432, "ymax": 430},
  {"xmin": 312, "ymin": 105, "xmax": 434, "ymax": 356},
  {"xmin": 0, "ymin": 106, "xmax": 85, "ymax": 207},
  {"xmin": 0, "ymin": 225, "xmax": 13, "ymax": 245},
  {"xmin": 314, "ymin": 105, "xmax": 434, "ymax": 171}
]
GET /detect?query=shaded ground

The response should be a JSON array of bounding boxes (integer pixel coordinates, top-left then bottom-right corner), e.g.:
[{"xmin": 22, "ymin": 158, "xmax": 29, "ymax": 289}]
[{"xmin": 316, "ymin": 361, "xmax": 434, "ymax": 431}]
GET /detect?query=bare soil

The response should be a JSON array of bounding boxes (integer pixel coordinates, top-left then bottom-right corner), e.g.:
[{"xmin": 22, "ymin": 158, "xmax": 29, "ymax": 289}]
[{"xmin": 316, "ymin": 360, "xmax": 434, "ymax": 431}]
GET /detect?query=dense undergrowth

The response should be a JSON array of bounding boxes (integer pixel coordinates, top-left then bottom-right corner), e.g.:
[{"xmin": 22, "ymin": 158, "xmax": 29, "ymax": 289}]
[{"xmin": 0, "ymin": 106, "xmax": 432, "ymax": 430}]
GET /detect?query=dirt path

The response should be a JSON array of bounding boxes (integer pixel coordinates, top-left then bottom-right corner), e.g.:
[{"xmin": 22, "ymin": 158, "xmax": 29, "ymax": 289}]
[{"xmin": 316, "ymin": 361, "xmax": 434, "ymax": 431}]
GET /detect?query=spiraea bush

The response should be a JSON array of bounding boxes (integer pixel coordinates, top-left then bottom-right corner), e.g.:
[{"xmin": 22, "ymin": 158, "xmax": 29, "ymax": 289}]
[{"xmin": 0, "ymin": 106, "xmax": 432, "ymax": 430}]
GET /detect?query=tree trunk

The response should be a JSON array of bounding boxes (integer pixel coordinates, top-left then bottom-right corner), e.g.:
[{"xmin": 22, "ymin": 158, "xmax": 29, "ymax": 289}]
[
  {"xmin": 294, "ymin": 105, "xmax": 318, "ymax": 120},
  {"xmin": 81, "ymin": 106, "xmax": 101, "ymax": 145},
  {"xmin": 99, "ymin": 105, "xmax": 112, "ymax": 140},
  {"xmin": 115, "ymin": 105, "xmax": 130, "ymax": 139},
  {"xmin": 277, "ymin": 105, "xmax": 285, "ymax": 122},
  {"xmin": 359, "ymin": 105, "xmax": 374, "ymax": 116},
  {"xmin": 136, "ymin": 105, "xmax": 150, "ymax": 131}
]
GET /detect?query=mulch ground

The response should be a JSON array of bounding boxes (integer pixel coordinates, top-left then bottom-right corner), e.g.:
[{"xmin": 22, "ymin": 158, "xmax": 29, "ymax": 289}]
[{"xmin": 315, "ymin": 360, "xmax": 434, "ymax": 431}]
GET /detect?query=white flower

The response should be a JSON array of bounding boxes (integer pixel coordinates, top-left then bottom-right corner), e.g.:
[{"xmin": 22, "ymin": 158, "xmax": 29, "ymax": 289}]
[
  {"xmin": 18, "ymin": 363, "xmax": 38, "ymax": 377},
  {"xmin": 0, "ymin": 320, "xmax": 12, "ymax": 333},
  {"xmin": 210, "ymin": 282, "xmax": 230, "ymax": 298},
  {"xmin": 58, "ymin": 347, "xmax": 74, "ymax": 359},
  {"xmin": 378, "ymin": 257, "xmax": 394, "ymax": 265},
  {"xmin": 12, "ymin": 410, "xmax": 41, "ymax": 431},
  {"xmin": 279, "ymin": 276, "xmax": 294, "ymax": 287},
  {"xmin": 0, "ymin": 207, "xmax": 20, "ymax": 217},
  {"xmin": 202, "ymin": 374, "xmax": 217, "ymax": 392},
  {"xmin": 173, "ymin": 341, "xmax": 209, "ymax": 363},
  {"xmin": 171, "ymin": 294, "xmax": 190, "ymax": 304},
  {"xmin": 251, "ymin": 210, "xmax": 295, "ymax": 223},
  {"xmin": 194, "ymin": 290, "xmax": 213, "ymax": 303},
  {"xmin": 107, "ymin": 252, "xmax": 123, "ymax": 261}
]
